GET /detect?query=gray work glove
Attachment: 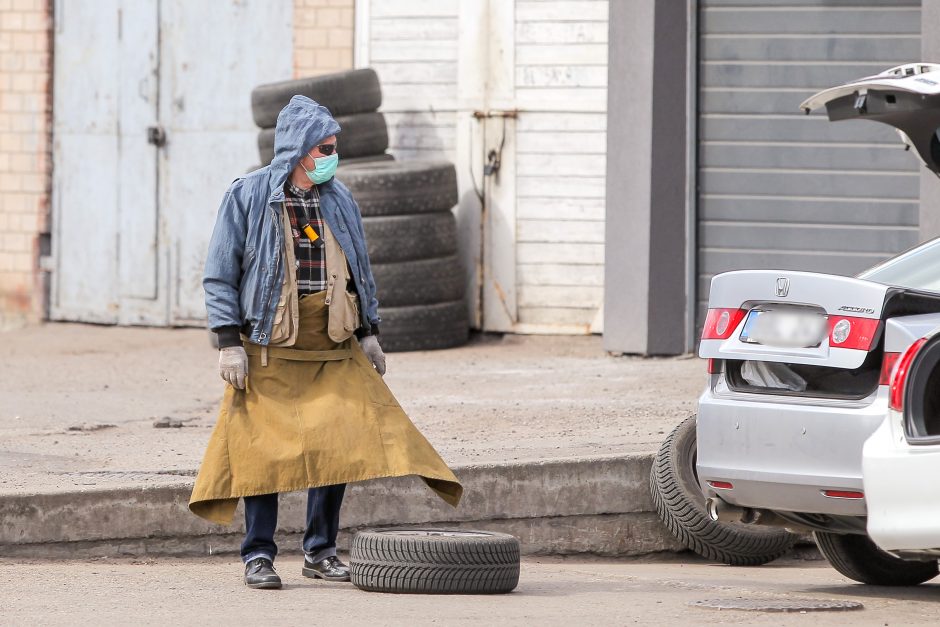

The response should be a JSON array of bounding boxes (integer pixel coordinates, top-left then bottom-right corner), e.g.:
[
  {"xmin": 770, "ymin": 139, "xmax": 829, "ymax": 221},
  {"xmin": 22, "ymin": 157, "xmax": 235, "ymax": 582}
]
[
  {"xmin": 360, "ymin": 335, "xmax": 386, "ymax": 376},
  {"xmin": 219, "ymin": 346, "xmax": 248, "ymax": 389}
]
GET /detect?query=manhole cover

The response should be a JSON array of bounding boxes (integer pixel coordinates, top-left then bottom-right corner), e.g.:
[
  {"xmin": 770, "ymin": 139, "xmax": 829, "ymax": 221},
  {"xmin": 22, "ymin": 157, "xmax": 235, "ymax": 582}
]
[{"xmin": 690, "ymin": 598, "xmax": 864, "ymax": 613}]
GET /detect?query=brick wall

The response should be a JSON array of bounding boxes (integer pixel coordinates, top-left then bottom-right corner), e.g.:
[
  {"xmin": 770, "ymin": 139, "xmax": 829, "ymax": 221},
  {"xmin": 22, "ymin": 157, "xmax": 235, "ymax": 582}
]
[
  {"xmin": 0, "ymin": 0, "xmax": 50, "ymax": 329},
  {"xmin": 293, "ymin": 0, "xmax": 355, "ymax": 77}
]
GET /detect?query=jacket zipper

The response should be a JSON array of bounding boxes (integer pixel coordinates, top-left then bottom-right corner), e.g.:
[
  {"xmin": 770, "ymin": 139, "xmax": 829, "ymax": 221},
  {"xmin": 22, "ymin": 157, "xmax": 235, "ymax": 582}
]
[{"xmin": 258, "ymin": 206, "xmax": 281, "ymax": 341}]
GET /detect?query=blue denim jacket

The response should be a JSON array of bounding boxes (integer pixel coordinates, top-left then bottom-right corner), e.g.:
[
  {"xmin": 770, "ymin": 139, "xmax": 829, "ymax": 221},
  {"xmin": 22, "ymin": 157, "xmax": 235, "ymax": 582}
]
[{"xmin": 203, "ymin": 96, "xmax": 379, "ymax": 345}]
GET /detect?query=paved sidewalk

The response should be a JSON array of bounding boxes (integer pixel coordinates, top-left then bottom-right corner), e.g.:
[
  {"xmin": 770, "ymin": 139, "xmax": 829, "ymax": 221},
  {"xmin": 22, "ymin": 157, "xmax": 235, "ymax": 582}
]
[{"xmin": 0, "ymin": 323, "xmax": 703, "ymax": 496}]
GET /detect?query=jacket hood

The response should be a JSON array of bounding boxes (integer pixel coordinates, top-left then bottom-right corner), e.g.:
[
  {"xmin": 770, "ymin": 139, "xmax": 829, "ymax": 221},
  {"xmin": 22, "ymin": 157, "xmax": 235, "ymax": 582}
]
[{"xmin": 268, "ymin": 95, "xmax": 342, "ymax": 197}]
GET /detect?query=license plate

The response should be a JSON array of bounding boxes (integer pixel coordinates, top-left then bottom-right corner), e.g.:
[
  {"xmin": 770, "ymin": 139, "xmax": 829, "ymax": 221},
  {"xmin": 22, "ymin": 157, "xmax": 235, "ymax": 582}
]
[{"xmin": 740, "ymin": 309, "xmax": 827, "ymax": 348}]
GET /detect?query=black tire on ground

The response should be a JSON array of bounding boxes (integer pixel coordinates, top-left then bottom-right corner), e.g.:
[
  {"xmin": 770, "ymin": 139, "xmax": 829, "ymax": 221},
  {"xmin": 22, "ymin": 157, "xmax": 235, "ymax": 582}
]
[
  {"xmin": 257, "ymin": 112, "xmax": 389, "ymax": 165},
  {"xmin": 814, "ymin": 531, "xmax": 939, "ymax": 586},
  {"xmin": 338, "ymin": 161, "xmax": 458, "ymax": 217},
  {"xmin": 378, "ymin": 300, "xmax": 469, "ymax": 352},
  {"xmin": 649, "ymin": 415, "xmax": 797, "ymax": 566},
  {"xmin": 363, "ymin": 212, "xmax": 458, "ymax": 264},
  {"xmin": 351, "ymin": 529, "xmax": 520, "ymax": 594},
  {"xmin": 251, "ymin": 68, "xmax": 382, "ymax": 128},
  {"xmin": 373, "ymin": 255, "xmax": 464, "ymax": 307}
]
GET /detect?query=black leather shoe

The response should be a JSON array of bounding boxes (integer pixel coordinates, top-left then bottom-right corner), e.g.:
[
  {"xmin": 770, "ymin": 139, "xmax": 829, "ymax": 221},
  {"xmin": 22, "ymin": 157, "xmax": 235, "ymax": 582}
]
[
  {"xmin": 244, "ymin": 557, "xmax": 282, "ymax": 589},
  {"xmin": 302, "ymin": 555, "xmax": 351, "ymax": 582}
]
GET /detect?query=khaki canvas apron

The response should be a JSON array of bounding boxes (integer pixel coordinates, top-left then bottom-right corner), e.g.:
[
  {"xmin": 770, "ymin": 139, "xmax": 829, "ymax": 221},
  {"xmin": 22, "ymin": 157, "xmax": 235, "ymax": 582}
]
[{"xmin": 189, "ymin": 291, "xmax": 463, "ymax": 525}]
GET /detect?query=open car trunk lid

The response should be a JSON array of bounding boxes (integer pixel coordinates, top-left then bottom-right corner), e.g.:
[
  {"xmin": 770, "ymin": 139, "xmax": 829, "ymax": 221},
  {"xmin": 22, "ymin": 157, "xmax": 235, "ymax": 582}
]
[
  {"xmin": 801, "ymin": 62, "xmax": 940, "ymax": 175},
  {"xmin": 699, "ymin": 270, "xmax": 889, "ymax": 370}
]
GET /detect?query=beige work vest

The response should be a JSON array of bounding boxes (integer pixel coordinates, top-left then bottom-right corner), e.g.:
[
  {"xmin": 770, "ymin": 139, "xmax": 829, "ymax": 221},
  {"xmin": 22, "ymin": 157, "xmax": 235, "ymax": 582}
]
[{"xmin": 266, "ymin": 204, "xmax": 361, "ymax": 346}]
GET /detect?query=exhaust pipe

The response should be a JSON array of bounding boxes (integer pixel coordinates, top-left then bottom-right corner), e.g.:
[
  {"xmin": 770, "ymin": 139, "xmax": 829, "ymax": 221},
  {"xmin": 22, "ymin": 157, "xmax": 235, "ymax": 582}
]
[
  {"xmin": 706, "ymin": 497, "xmax": 748, "ymax": 523},
  {"xmin": 706, "ymin": 497, "xmax": 813, "ymax": 532}
]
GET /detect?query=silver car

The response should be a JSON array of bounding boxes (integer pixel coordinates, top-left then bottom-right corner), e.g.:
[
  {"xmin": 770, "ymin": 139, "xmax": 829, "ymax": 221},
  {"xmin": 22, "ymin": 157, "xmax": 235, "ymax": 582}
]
[{"xmin": 697, "ymin": 63, "xmax": 940, "ymax": 586}]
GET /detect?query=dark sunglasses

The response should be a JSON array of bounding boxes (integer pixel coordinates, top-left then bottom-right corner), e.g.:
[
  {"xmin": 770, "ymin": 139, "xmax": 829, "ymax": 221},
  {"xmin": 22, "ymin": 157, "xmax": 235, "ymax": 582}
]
[{"xmin": 313, "ymin": 143, "xmax": 337, "ymax": 156}]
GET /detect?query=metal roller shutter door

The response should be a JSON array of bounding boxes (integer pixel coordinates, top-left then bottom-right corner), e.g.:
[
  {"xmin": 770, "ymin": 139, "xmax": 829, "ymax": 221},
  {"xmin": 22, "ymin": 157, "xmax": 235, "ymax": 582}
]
[{"xmin": 696, "ymin": 0, "xmax": 922, "ymax": 329}]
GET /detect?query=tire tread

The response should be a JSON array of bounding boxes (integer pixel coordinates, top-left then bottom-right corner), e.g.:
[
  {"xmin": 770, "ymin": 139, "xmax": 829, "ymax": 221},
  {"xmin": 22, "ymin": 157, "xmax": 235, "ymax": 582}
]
[
  {"xmin": 814, "ymin": 531, "xmax": 939, "ymax": 586},
  {"xmin": 251, "ymin": 69, "xmax": 382, "ymax": 128},
  {"xmin": 378, "ymin": 300, "xmax": 469, "ymax": 352},
  {"xmin": 339, "ymin": 161, "xmax": 458, "ymax": 217},
  {"xmin": 649, "ymin": 415, "xmax": 796, "ymax": 566},
  {"xmin": 351, "ymin": 529, "xmax": 520, "ymax": 594}
]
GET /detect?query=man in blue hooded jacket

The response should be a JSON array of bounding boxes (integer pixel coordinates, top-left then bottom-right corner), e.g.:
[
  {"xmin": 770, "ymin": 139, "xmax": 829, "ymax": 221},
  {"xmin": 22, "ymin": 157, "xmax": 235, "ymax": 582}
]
[{"xmin": 202, "ymin": 96, "xmax": 386, "ymax": 589}]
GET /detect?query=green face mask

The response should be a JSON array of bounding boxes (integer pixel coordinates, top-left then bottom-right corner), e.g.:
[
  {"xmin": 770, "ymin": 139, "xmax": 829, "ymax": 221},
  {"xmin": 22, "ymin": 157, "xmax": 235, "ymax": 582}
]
[{"xmin": 302, "ymin": 152, "xmax": 339, "ymax": 184}]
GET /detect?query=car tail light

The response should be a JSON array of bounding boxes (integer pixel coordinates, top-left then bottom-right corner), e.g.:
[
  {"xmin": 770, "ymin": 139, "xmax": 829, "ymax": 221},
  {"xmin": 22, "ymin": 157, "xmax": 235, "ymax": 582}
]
[
  {"xmin": 822, "ymin": 490, "xmax": 864, "ymax": 499},
  {"xmin": 889, "ymin": 338, "xmax": 927, "ymax": 412},
  {"xmin": 702, "ymin": 308, "xmax": 746, "ymax": 340},
  {"xmin": 826, "ymin": 316, "xmax": 880, "ymax": 350},
  {"xmin": 879, "ymin": 352, "xmax": 900, "ymax": 386},
  {"xmin": 707, "ymin": 480, "xmax": 733, "ymax": 490}
]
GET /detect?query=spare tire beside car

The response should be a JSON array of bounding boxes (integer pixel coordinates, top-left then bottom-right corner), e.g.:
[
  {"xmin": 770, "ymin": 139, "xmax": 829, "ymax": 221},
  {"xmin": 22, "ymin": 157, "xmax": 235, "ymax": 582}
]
[
  {"xmin": 649, "ymin": 415, "xmax": 797, "ymax": 566},
  {"xmin": 350, "ymin": 529, "xmax": 520, "ymax": 594}
]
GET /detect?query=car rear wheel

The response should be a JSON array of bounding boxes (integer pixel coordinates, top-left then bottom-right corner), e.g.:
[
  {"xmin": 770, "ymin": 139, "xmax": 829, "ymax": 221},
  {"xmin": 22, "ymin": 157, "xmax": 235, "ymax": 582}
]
[
  {"xmin": 814, "ymin": 531, "xmax": 939, "ymax": 586},
  {"xmin": 650, "ymin": 415, "xmax": 797, "ymax": 566}
]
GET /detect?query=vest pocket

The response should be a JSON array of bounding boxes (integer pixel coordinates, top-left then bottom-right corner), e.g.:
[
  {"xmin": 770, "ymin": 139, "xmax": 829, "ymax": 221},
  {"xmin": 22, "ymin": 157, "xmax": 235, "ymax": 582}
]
[{"xmin": 344, "ymin": 291, "xmax": 361, "ymax": 332}]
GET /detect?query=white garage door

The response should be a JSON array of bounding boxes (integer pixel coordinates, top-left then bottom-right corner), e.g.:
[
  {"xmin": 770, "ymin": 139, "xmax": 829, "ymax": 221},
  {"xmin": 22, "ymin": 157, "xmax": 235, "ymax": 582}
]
[{"xmin": 696, "ymin": 0, "xmax": 922, "ymax": 328}]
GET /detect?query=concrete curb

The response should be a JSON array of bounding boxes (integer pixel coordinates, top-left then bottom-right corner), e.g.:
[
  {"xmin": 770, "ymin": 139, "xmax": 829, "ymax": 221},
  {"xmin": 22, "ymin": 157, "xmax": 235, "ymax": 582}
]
[{"xmin": 0, "ymin": 454, "xmax": 686, "ymax": 558}]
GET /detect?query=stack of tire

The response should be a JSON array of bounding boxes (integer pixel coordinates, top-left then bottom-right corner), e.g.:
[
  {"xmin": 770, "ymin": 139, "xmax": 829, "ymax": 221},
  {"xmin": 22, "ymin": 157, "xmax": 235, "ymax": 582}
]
[
  {"xmin": 340, "ymin": 160, "xmax": 468, "ymax": 352},
  {"xmin": 251, "ymin": 68, "xmax": 393, "ymax": 168},
  {"xmin": 249, "ymin": 69, "xmax": 468, "ymax": 352}
]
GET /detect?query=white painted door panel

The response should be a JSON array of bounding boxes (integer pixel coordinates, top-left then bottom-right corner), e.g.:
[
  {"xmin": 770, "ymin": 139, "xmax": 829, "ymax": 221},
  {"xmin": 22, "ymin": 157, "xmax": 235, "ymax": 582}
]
[
  {"xmin": 160, "ymin": 0, "xmax": 292, "ymax": 324},
  {"xmin": 53, "ymin": 134, "xmax": 121, "ymax": 323},
  {"xmin": 53, "ymin": 0, "xmax": 292, "ymax": 326},
  {"xmin": 52, "ymin": 0, "xmax": 125, "ymax": 323},
  {"xmin": 117, "ymin": 0, "xmax": 163, "ymax": 324}
]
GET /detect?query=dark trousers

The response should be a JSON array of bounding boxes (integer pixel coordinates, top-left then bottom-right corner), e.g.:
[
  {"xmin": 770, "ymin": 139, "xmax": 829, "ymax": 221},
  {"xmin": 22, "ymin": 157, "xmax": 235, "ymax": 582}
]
[{"xmin": 240, "ymin": 483, "xmax": 347, "ymax": 564}]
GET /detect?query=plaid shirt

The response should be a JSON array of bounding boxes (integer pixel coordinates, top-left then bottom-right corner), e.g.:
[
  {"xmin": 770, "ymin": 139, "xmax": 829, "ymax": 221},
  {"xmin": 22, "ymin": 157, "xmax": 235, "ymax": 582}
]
[{"xmin": 283, "ymin": 180, "xmax": 327, "ymax": 295}]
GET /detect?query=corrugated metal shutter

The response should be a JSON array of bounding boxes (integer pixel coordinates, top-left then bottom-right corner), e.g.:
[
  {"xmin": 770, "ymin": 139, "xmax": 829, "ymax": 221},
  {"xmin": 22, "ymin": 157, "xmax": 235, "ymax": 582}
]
[{"xmin": 696, "ymin": 0, "xmax": 922, "ymax": 328}]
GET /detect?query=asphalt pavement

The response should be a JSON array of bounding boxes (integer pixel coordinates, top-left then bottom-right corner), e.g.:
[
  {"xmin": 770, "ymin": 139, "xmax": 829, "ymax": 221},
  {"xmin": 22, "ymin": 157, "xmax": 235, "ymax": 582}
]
[
  {"xmin": 4, "ymin": 554, "xmax": 938, "ymax": 626},
  {"xmin": 4, "ymin": 323, "xmax": 939, "ymax": 624}
]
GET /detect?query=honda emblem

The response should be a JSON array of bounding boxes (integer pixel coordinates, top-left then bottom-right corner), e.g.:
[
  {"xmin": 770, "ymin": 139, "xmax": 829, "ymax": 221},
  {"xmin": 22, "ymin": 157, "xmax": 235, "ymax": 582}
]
[{"xmin": 776, "ymin": 277, "xmax": 790, "ymax": 297}]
